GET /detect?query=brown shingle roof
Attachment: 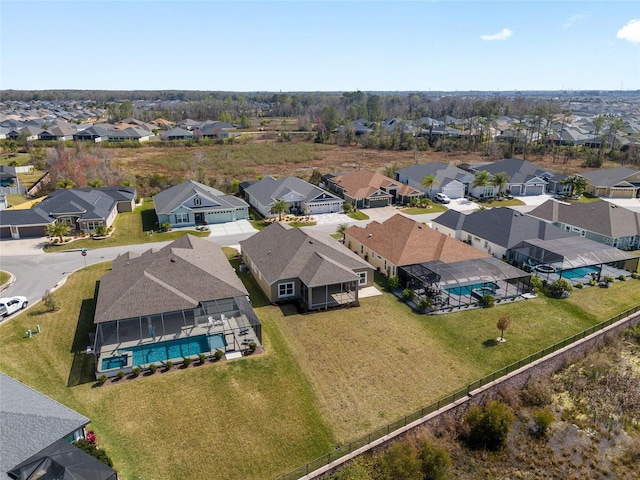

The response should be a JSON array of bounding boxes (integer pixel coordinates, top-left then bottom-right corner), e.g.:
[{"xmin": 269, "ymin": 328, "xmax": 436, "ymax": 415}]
[
  {"xmin": 346, "ymin": 214, "xmax": 490, "ymax": 266},
  {"xmin": 94, "ymin": 235, "xmax": 247, "ymax": 323},
  {"xmin": 330, "ymin": 170, "xmax": 421, "ymax": 199}
]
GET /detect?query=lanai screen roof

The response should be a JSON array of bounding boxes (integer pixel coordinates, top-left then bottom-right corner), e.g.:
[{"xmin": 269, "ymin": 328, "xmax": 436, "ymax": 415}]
[
  {"xmin": 401, "ymin": 257, "xmax": 529, "ymax": 289},
  {"xmin": 510, "ymin": 237, "xmax": 635, "ymax": 270}
]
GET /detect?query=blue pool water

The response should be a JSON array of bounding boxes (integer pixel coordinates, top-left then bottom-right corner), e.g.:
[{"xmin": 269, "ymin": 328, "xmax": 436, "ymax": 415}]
[
  {"xmin": 101, "ymin": 355, "xmax": 127, "ymax": 370},
  {"xmin": 561, "ymin": 266, "xmax": 600, "ymax": 279},
  {"xmin": 446, "ymin": 282, "xmax": 498, "ymax": 297},
  {"xmin": 120, "ymin": 334, "xmax": 227, "ymax": 367}
]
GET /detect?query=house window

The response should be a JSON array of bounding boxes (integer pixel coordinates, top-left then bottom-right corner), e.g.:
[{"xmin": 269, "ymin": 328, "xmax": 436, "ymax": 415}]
[
  {"xmin": 176, "ymin": 213, "xmax": 188, "ymax": 223},
  {"xmin": 278, "ymin": 282, "xmax": 295, "ymax": 298},
  {"xmin": 85, "ymin": 221, "xmax": 101, "ymax": 231},
  {"xmin": 360, "ymin": 245, "xmax": 364, "ymax": 254},
  {"xmin": 194, "ymin": 197, "xmax": 201, "ymax": 206},
  {"xmin": 358, "ymin": 272, "xmax": 367, "ymax": 285}
]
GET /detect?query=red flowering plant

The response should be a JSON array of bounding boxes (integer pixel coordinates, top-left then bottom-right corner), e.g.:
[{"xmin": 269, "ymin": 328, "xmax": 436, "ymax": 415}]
[{"xmin": 85, "ymin": 430, "xmax": 97, "ymax": 444}]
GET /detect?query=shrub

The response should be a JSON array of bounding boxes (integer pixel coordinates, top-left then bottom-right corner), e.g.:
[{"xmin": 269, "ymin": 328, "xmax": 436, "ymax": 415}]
[
  {"xmin": 248, "ymin": 341, "xmax": 257, "ymax": 352},
  {"xmin": 463, "ymin": 400, "xmax": 514, "ymax": 450},
  {"xmin": 199, "ymin": 353, "xmax": 206, "ymax": 364},
  {"xmin": 416, "ymin": 297, "xmax": 432, "ymax": 312},
  {"xmin": 74, "ymin": 439, "xmax": 113, "ymax": 468},
  {"xmin": 148, "ymin": 363, "xmax": 158, "ymax": 374},
  {"xmin": 520, "ymin": 377, "xmax": 553, "ymax": 407},
  {"xmin": 387, "ymin": 275, "xmax": 401, "ymax": 290},
  {"xmin": 161, "ymin": 221, "xmax": 171, "ymax": 232},
  {"xmin": 213, "ymin": 350, "xmax": 224, "ymax": 361},
  {"xmin": 480, "ymin": 294, "xmax": 495, "ymax": 308},
  {"xmin": 604, "ymin": 274, "xmax": 615, "ymax": 283},
  {"xmin": 85, "ymin": 430, "xmax": 96, "ymax": 444},
  {"xmin": 417, "ymin": 439, "xmax": 452, "ymax": 480},
  {"xmin": 97, "ymin": 374, "xmax": 108, "ymax": 385},
  {"xmin": 548, "ymin": 278, "xmax": 573, "ymax": 298},
  {"xmin": 531, "ymin": 406, "xmax": 555, "ymax": 438},
  {"xmin": 631, "ymin": 271, "xmax": 639, "ymax": 279},
  {"xmin": 618, "ymin": 274, "xmax": 627, "ymax": 281},
  {"xmin": 380, "ymin": 442, "xmax": 422, "ymax": 480},
  {"xmin": 402, "ymin": 288, "xmax": 415, "ymax": 301},
  {"xmin": 182, "ymin": 356, "xmax": 192, "ymax": 367},
  {"xmin": 131, "ymin": 366, "xmax": 141, "ymax": 378},
  {"xmin": 575, "ymin": 282, "xmax": 584, "ymax": 289},
  {"xmin": 589, "ymin": 279, "xmax": 597, "ymax": 286},
  {"xmin": 116, "ymin": 370, "xmax": 125, "ymax": 380},
  {"xmin": 94, "ymin": 225, "xmax": 108, "ymax": 236},
  {"xmin": 42, "ymin": 289, "xmax": 59, "ymax": 312},
  {"xmin": 529, "ymin": 275, "xmax": 543, "ymax": 293},
  {"xmin": 165, "ymin": 360, "xmax": 173, "ymax": 371}
]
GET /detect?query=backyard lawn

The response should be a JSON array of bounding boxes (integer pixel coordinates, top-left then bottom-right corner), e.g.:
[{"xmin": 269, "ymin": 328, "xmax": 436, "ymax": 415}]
[
  {"xmin": 0, "ymin": 256, "xmax": 638, "ymax": 479},
  {"xmin": 43, "ymin": 197, "xmax": 209, "ymax": 252}
]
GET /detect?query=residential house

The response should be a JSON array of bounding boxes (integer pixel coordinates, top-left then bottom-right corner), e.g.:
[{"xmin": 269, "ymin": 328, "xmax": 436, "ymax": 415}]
[
  {"xmin": 0, "ymin": 186, "xmax": 136, "ymax": 239},
  {"xmin": 153, "ymin": 180, "xmax": 249, "ymax": 227},
  {"xmin": 395, "ymin": 162, "xmax": 473, "ymax": 200},
  {"xmin": 93, "ymin": 235, "xmax": 261, "ymax": 377},
  {"xmin": 72, "ymin": 125, "xmax": 113, "ymax": 142},
  {"xmin": 431, "ymin": 207, "xmax": 576, "ymax": 259},
  {"xmin": 107, "ymin": 127, "xmax": 151, "ymax": 143},
  {"xmin": 161, "ymin": 127, "xmax": 195, "ymax": 141},
  {"xmin": 240, "ymin": 222, "xmax": 374, "ymax": 311},
  {"xmin": 196, "ymin": 121, "xmax": 238, "ymax": 139},
  {"xmin": 0, "ymin": 372, "xmax": 117, "ymax": 480},
  {"xmin": 243, "ymin": 176, "xmax": 343, "ymax": 217},
  {"xmin": 337, "ymin": 120, "xmax": 373, "ymax": 136},
  {"xmin": 528, "ymin": 199, "xmax": 640, "ymax": 249},
  {"xmin": 578, "ymin": 167, "xmax": 640, "ymax": 198},
  {"xmin": 464, "ymin": 158, "xmax": 568, "ymax": 197},
  {"xmin": 324, "ymin": 169, "xmax": 422, "ymax": 207},
  {"xmin": 345, "ymin": 214, "xmax": 490, "ymax": 277},
  {"xmin": 38, "ymin": 123, "xmax": 77, "ymax": 141}
]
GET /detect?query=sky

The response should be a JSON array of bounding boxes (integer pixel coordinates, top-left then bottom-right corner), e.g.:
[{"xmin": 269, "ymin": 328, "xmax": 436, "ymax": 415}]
[{"xmin": 1, "ymin": 1, "xmax": 639, "ymax": 92}]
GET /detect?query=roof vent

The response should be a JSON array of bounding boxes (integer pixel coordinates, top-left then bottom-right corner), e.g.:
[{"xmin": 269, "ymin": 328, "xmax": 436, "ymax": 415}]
[
  {"xmin": 368, "ymin": 233, "xmax": 373, "ymax": 237},
  {"xmin": 170, "ymin": 257, "xmax": 176, "ymax": 262}
]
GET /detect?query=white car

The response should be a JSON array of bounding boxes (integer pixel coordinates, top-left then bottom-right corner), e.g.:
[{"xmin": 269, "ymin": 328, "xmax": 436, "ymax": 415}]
[
  {"xmin": 0, "ymin": 296, "xmax": 28, "ymax": 317},
  {"xmin": 434, "ymin": 193, "xmax": 451, "ymax": 204}
]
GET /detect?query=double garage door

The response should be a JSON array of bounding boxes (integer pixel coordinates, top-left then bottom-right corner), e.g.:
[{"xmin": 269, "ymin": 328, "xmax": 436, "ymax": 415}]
[{"xmin": 308, "ymin": 202, "xmax": 341, "ymax": 214}]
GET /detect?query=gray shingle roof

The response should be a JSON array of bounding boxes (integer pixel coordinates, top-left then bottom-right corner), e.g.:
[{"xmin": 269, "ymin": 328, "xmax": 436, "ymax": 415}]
[
  {"xmin": 476, "ymin": 158, "xmax": 558, "ymax": 184},
  {"xmin": 0, "ymin": 373, "xmax": 89, "ymax": 474},
  {"xmin": 153, "ymin": 180, "xmax": 247, "ymax": 214},
  {"xmin": 528, "ymin": 199, "xmax": 640, "ymax": 238},
  {"xmin": 578, "ymin": 167, "xmax": 640, "ymax": 187},
  {"xmin": 433, "ymin": 207, "xmax": 576, "ymax": 249},
  {"xmin": 244, "ymin": 176, "xmax": 341, "ymax": 207},
  {"xmin": 240, "ymin": 222, "xmax": 370, "ymax": 285},
  {"xmin": 396, "ymin": 162, "xmax": 472, "ymax": 187},
  {"xmin": 94, "ymin": 235, "xmax": 248, "ymax": 323}
]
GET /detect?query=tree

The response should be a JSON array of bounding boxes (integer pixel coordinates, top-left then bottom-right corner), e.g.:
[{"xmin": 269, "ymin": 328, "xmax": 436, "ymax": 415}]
[
  {"xmin": 492, "ymin": 171, "xmax": 510, "ymax": 196},
  {"xmin": 342, "ymin": 202, "xmax": 354, "ymax": 214},
  {"xmin": 497, "ymin": 315, "xmax": 512, "ymax": 341},
  {"xmin": 308, "ymin": 169, "xmax": 323, "ymax": 185},
  {"xmin": 380, "ymin": 442, "xmax": 423, "ymax": 480},
  {"xmin": 417, "ymin": 439, "xmax": 452, "ymax": 480},
  {"xmin": 463, "ymin": 400, "xmax": 515, "ymax": 450},
  {"xmin": 560, "ymin": 175, "xmax": 588, "ymax": 197},
  {"xmin": 270, "ymin": 198, "xmax": 288, "ymax": 220},
  {"xmin": 421, "ymin": 174, "xmax": 440, "ymax": 200},
  {"xmin": 336, "ymin": 223, "xmax": 350, "ymax": 241},
  {"xmin": 472, "ymin": 170, "xmax": 492, "ymax": 197},
  {"xmin": 42, "ymin": 289, "xmax": 59, "ymax": 312},
  {"xmin": 45, "ymin": 221, "xmax": 71, "ymax": 242},
  {"xmin": 549, "ymin": 278, "xmax": 573, "ymax": 298}
]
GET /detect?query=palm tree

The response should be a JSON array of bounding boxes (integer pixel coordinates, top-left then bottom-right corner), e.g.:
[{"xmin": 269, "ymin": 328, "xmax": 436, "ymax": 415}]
[
  {"xmin": 492, "ymin": 171, "xmax": 510, "ymax": 197},
  {"xmin": 420, "ymin": 174, "xmax": 440, "ymax": 200},
  {"xmin": 270, "ymin": 198, "xmax": 288, "ymax": 221},
  {"xmin": 45, "ymin": 221, "xmax": 71, "ymax": 242},
  {"xmin": 56, "ymin": 178, "xmax": 76, "ymax": 189},
  {"xmin": 336, "ymin": 223, "xmax": 350, "ymax": 242},
  {"xmin": 472, "ymin": 170, "xmax": 492, "ymax": 198},
  {"xmin": 560, "ymin": 175, "xmax": 588, "ymax": 197}
]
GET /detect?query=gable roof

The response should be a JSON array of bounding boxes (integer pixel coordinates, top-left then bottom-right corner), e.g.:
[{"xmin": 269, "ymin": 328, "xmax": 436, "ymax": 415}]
[
  {"xmin": 433, "ymin": 207, "xmax": 576, "ymax": 249},
  {"xmin": 94, "ymin": 235, "xmax": 248, "ymax": 323},
  {"xmin": 396, "ymin": 162, "xmax": 472, "ymax": 187},
  {"xmin": 239, "ymin": 222, "xmax": 370, "ymax": 285},
  {"xmin": 328, "ymin": 170, "xmax": 421, "ymax": 199},
  {"xmin": 153, "ymin": 180, "xmax": 247, "ymax": 214},
  {"xmin": 475, "ymin": 158, "xmax": 559, "ymax": 184},
  {"xmin": 528, "ymin": 199, "xmax": 640, "ymax": 238},
  {"xmin": 347, "ymin": 214, "xmax": 490, "ymax": 266},
  {"xmin": 244, "ymin": 176, "xmax": 341, "ymax": 206},
  {"xmin": 0, "ymin": 373, "xmax": 89, "ymax": 475},
  {"xmin": 578, "ymin": 166, "xmax": 640, "ymax": 187}
]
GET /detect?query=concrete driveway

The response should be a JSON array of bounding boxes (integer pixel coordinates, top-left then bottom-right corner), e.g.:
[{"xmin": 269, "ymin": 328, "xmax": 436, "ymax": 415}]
[
  {"xmin": 0, "ymin": 237, "xmax": 47, "ymax": 256},
  {"xmin": 208, "ymin": 220, "xmax": 258, "ymax": 237}
]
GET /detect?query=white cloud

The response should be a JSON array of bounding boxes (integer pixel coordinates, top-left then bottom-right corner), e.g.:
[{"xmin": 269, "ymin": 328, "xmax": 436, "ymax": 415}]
[
  {"xmin": 562, "ymin": 14, "xmax": 583, "ymax": 29},
  {"xmin": 480, "ymin": 28, "xmax": 513, "ymax": 41},
  {"xmin": 617, "ymin": 19, "xmax": 640, "ymax": 44}
]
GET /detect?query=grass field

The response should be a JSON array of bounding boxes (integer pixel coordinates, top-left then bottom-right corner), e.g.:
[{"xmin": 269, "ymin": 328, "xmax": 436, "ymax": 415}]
[
  {"xmin": 348, "ymin": 210, "xmax": 369, "ymax": 220},
  {"xmin": 400, "ymin": 204, "xmax": 448, "ymax": 215},
  {"xmin": 0, "ymin": 252, "xmax": 638, "ymax": 479},
  {"xmin": 0, "ymin": 271, "xmax": 10, "ymax": 285},
  {"xmin": 43, "ymin": 198, "xmax": 209, "ymax": 252}
]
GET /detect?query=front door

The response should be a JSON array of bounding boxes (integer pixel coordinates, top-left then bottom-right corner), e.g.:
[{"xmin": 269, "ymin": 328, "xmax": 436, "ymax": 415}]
[{"xmin": 194, "ymin": 213, "xmax": 205, "ymax": 224}]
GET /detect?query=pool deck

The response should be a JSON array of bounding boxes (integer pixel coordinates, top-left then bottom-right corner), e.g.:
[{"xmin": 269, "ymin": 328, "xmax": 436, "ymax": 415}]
[{"xmin": 96, "ymin": 313, "xmax": 261, "ymax": 376}]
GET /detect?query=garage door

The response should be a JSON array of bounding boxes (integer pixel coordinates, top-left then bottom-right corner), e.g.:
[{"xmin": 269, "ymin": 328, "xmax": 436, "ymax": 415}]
[
  {"xmin": 0, "ymin": 227, "xmax": 11, "ymax": 239},
  {"xmin": 525, "ymin": 185, "xmax": 544, "ymax": 195},
  {"xmin": 442, "ymin": 186, "xmax": 465, "ymax": 199}
]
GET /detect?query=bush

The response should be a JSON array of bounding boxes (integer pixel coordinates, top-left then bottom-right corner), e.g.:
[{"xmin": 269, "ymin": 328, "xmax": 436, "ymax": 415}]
[
  {"xmin": 213, "ymin": 350, "xmax": 224, "ymax": 361},
  {"xmin": 165, "ymin": 360, "xmax": 173, "ymax": 371},
  {"xmin": 575, "ymin": 282, "xmax": 584, "ymax": 289},
  {"xmin": 116, "ymin": 370, "xmax": 125, "ymax": 380},
  {"xmin": 161, "ymin": 221, "xmax": 171, "ymax": 232},
  {"xmin": 463, "ymin": 400, "xmax": 514, "ymax": 450},
  {"xmin": 131, "ymin": 366, "xmax": 141, "ymax": 378},
  {"xmin": 248, "ymin": 341, "xmax": 257, "ymax": 352},
  {"xmin": 618, "ymin": 274, "xmax": 627, "ymax": 281},
  {"xmin": 631, "ymin": 271, "xmax": 639, "ymax": 279},
  {"xmin": 417, "ymin": 439, "xmax": 452, "ymax": 480},
  {"xmin": 604, "ymin": 274, "xmax": 615, "ymax": 283},
  {"xmin": 199, "ymin": 353, "xmax": 206, "ymax": 364},
  {"xmin": 589, "ymin": 279, "xmax": 597, "ymax": 286},
  {"xmin": 531, "ymin": 406, "xmax": 555, "ymax": 438},
  {"xmin": 402, "ymin": 288, "xmax": 415, "ymax": 301},
  {"xmin": 380, "ymin": 442, "xmax": 422, "ymax": 480},
  {"xmin": 74, "ymin": 439, "xmax": 113, "ymax": 468},
  {"xmin": 529, "ymin": 276, "xmax": 543, "ymax": 293},
  {"xmin": 42, "ymin": 289, "xmax": 59, "ymax": 312},
  {"xmin": 548, "ymin": 278, "xmax": 573, "ymax": 298},
  {"xmin": 480, "ymin": 294, "xmax": 495, "ymax": 308},
  {"xmin": 387, "ymin": 275, "xmax": 401, "ymax": 291},
  {"xmin": 94, "ymin": 224, "xmax": 108, "ymax": 237},
  {"xmin": 148, "ymin": 363, "xmax": 158, "ymax": 374},
  {"xmin": 97, "ymin": 374, "xmax": 108, "ymax": 385},
  {"xmin": 416, "ymin": 297, "xmax": 432, "ymax": 312},
  {"xmin": 521, "ymin": 377, "xmax": 553, "ymax": 407},
  {"xmin": 182, "ymin": 356, "xmax": 192, "ymax": 367}
]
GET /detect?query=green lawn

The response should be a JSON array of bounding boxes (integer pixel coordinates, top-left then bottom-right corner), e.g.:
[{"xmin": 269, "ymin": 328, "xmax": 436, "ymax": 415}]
[
  {"xmin": 476, "ymin": 197, "xmax": 526, "ymax": 207},
  {"xmin": 401, "ymin": 204, "xmax": 448, "ymax": 215},
  {"xmin": 43, "ymin": 198, "xmax": 210, "ymax": 252},
  {"xmin": 0, "ymin": 153, "xmax": 30, "ymax": 166},
  {"xmin": 0, "ymin": 271, "xmax": 10, "ymax": 286},
  {"xmin": 348, "ymin": 210, "xmax": 369, "ymax": 220},
  {"xmin": 0, "ymin": 256, "xmax": 638, "ymax": 479}
]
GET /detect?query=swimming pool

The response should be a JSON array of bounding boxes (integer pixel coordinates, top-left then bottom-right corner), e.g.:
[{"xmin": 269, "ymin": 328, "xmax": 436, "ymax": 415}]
[
  {"xmin": 446, "ymin": 282, "xmax": 498, "ymax": 297},
  {"xmin": 561, "ymin": 266, "xmax": 600, "ymax": 280},
  {"xmin": 121, "ymin": 333, "xmax": 227, "ymax": 366},
  {"xmin": 101, "ymin": 355, "xmax": 128, "ymax": 370}
]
